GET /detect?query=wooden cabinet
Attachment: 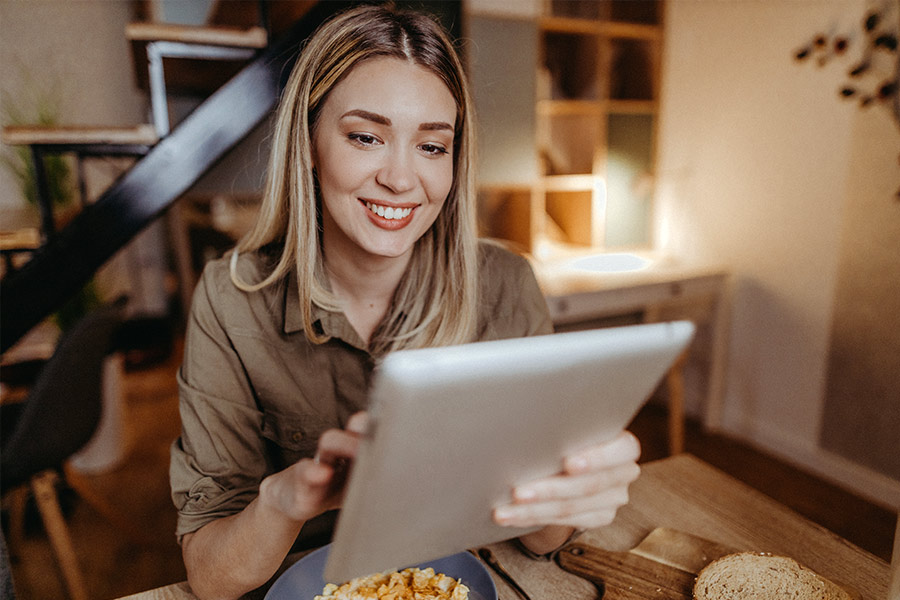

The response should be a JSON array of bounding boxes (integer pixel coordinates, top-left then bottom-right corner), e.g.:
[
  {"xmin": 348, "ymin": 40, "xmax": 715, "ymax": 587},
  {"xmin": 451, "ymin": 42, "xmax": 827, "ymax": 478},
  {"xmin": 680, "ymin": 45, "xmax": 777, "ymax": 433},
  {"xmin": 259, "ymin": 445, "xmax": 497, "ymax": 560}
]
[{"xmin": 478, "ymin": 0, "xmax": 663, "ymax": 254}]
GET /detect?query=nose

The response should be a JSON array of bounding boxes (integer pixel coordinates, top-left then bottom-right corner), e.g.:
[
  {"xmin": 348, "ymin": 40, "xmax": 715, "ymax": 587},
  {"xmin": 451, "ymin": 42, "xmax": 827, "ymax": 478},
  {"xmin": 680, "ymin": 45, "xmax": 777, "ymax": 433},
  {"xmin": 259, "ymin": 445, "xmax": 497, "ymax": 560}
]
[{"xmin": 375, "ymin": 149, "xmax": 416, "ymax": 194}]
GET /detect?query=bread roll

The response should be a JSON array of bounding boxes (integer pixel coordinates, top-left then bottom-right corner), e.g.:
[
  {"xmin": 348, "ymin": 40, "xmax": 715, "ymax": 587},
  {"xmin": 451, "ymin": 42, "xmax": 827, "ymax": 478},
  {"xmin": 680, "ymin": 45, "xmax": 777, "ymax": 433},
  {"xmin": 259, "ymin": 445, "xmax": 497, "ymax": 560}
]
[{"xmin": 693, "ymin": 552, "xmax": 851, "ymax": 600}]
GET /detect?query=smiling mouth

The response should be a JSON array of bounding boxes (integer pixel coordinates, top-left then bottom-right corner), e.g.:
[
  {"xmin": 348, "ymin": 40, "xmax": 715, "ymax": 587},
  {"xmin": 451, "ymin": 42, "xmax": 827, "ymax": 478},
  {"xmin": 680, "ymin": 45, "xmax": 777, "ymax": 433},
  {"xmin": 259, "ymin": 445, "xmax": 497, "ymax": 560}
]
[{"xmin": 364, "ymin": 201, "xmax": 414, "ymax": 221}]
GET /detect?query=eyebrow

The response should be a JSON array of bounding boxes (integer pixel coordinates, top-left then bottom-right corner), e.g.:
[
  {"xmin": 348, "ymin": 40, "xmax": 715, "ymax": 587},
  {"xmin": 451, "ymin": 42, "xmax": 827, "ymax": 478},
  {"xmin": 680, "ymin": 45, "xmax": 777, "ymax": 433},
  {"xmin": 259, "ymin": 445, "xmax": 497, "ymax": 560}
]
[{"xmin": 341, "ymin": 109, "xmax": 454, "ymax": 132}]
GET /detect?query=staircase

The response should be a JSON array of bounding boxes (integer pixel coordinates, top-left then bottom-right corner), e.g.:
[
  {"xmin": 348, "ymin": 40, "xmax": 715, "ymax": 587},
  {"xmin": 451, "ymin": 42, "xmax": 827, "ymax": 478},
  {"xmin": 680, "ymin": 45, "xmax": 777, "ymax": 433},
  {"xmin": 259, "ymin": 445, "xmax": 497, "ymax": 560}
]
[{"xmin": 0, "ymin": 0, "xmax": 356, "ymax": 354}]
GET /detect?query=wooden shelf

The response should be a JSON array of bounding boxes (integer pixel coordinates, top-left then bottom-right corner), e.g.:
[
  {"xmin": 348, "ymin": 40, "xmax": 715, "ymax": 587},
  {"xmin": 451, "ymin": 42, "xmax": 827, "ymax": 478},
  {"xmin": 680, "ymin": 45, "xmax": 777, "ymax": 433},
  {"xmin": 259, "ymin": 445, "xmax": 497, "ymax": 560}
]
[
  {"xmin": 538, "ymin": 99, "xmax": 658, "ymax": 116},
  {"xmin": 477, "ymin": 0, "xmax": 663, "ymax": 253},
  {"xmin": 607, "ymin": 100, "xmax": 658, "ymax": 115},
  {"xmin": 537, "ymin": 0, "xmax": 662, "ymax": 249},
  {"xmin": 543, "ymin": 174, "xmax": 597, "ymax": 191},
  {"xmin": 0, "ymin": 228, "xmax": 41, "ymax": 251},
  {"xmin": 540, "ymin": 16, "xmax": 661, "ymax": 40},
  {"xmin": 124, "ymin": 23, "xmax": 267, "ymax": 48},
  {"xmin": 540, "ymin": 16, "xmax": 603, "ymax": 35},
  {"xmin": 546, "ymin": 0, "xmax": 662, "ymax": 26},
  {"xmin": 537, "ymin": 99, "xmax": 605, "ymax": 115},
  {"xmin": 1, "ymin": 124, "xmax": 158, "ymax": 147},
  {"xmin": 602, "ymin": 21, "xmax": 662, "ymax": 40},
  {"xmin": 126, "ymin": 23, "xmax": 266, "ymax": 97}
]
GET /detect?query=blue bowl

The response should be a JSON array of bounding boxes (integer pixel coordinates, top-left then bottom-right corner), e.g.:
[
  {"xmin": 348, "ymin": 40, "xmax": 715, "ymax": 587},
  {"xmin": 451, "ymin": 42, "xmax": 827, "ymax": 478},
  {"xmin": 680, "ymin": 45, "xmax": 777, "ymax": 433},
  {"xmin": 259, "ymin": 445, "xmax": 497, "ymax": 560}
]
[{"xmin": 265, "ymin": 544, "xmax": 498, "ymax": 600}]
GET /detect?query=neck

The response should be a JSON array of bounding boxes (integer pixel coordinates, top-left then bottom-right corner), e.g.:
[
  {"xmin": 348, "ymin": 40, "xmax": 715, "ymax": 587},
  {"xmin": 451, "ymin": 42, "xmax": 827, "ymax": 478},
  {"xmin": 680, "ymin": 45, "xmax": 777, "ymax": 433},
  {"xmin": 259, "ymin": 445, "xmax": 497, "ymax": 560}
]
[
  {"xmin": 322, "ymin": 239, "xmax": 412, "ymax": 346},
  {"xmin": 324, "ymin": 251, "xmax": 409, "ymax": 306}
]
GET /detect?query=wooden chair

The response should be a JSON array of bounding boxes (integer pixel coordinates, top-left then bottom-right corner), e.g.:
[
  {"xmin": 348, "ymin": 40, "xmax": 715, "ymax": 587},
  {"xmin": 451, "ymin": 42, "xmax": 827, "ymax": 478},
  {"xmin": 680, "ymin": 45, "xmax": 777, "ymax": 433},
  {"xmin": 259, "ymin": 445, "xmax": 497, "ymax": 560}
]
[
  {"xmin": 1, "ymin": 300, "xmax": 125, "ymax": 600},
  {"xmin": 890, "ymin": 514, "xmax": 900, "ymax": 600}
]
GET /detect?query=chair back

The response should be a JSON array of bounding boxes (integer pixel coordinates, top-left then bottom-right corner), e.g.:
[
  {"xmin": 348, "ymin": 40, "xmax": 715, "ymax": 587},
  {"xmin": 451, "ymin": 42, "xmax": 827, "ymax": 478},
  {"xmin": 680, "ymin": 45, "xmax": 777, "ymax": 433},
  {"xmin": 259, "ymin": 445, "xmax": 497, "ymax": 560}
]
[{"xmin": 1, "ymin": 300, "xmax": 124, "ymax": 489}]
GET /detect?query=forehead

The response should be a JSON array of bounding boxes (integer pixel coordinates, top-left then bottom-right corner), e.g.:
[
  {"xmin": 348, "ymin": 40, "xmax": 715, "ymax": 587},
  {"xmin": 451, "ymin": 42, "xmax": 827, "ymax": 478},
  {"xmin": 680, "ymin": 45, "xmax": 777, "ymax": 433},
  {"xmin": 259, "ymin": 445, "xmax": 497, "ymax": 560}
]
[{"xmin": 323, "ymin": 57, "xmax": 457, "ymax": 125}]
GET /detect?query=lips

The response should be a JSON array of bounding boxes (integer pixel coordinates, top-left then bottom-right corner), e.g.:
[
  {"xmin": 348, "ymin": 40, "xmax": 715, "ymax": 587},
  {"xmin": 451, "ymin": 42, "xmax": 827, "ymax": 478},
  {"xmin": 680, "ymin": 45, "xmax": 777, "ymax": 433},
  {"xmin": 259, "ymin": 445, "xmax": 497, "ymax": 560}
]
[{"xmin": 361, "ymin": 199, "xmax": 417, "ymax": 230}]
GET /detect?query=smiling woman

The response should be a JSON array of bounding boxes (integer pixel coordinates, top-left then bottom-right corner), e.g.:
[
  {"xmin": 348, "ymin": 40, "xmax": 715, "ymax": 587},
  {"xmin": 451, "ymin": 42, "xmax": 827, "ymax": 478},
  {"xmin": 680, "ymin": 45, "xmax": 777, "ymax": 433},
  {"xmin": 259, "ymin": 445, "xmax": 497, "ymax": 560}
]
[
  {"xmin": 312, "ymin": 57, "xmax": 458, "ymax": 342},
  {"xmin": 313, "ymin": 57, "xmax": 456, "ymax": 266},
  {"xmin": 229, "ymin": 5, "xmax": 479, "ymax": 356},
  {"xmin": 169, "ymin": 5, "xmax": 641, "ymax": 600}
]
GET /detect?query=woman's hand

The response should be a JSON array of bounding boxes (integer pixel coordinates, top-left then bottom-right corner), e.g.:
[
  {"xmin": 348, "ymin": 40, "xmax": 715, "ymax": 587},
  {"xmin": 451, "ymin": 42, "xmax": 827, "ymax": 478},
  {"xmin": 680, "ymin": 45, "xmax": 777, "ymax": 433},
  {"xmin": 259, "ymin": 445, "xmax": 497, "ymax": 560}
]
[
  {"xmin": 493, "ymin": 430, "xmax": 641, "ymax": 531},
  {"xmin": 258, "ymin": 412, "xmax": 369, "ymax": 523}
]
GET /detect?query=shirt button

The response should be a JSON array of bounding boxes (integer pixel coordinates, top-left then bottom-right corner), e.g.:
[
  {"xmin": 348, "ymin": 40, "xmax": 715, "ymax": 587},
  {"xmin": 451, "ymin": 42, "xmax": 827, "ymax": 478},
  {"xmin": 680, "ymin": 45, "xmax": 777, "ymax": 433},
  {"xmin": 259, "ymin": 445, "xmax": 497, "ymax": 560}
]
[{"xmin": 291, "ymin": 432, "xmax": 304, "ymax": 443}]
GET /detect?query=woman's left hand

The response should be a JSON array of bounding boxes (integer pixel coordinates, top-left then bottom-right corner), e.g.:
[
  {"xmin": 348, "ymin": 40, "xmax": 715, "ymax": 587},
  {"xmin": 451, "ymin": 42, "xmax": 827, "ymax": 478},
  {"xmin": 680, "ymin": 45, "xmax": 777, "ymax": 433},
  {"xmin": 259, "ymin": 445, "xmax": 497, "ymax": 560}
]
[{"xmin": 493, "ymin": 430, "xmax": 641, "ymax": 530}]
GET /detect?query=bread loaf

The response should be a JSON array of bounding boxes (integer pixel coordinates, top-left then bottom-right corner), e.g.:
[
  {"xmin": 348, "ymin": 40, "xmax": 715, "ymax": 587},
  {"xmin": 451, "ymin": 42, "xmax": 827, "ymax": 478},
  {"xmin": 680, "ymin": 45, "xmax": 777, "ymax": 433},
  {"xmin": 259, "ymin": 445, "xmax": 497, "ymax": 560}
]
[{"xmin": 693, "ymin": 552, "xmax": 852, "ymax": 600}]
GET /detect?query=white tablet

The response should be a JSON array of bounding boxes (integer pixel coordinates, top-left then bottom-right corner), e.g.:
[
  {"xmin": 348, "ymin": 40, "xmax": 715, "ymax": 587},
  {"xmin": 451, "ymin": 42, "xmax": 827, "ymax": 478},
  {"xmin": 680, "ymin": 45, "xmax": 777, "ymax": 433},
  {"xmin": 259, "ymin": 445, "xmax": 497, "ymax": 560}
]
[{"xmin": 324, "ymin": 320, "xmax": 695, "ymax": 583}]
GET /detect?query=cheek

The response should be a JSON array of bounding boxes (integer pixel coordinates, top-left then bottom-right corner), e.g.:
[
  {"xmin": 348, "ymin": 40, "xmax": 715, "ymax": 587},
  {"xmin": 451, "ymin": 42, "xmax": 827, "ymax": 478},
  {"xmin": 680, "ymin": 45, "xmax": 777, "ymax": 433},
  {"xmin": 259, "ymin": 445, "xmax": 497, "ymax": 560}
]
[
  {"xmin": 424, "ymin": 161, "xmax": 455, "ymax": 204},
  {"xmin": 317, "ymin": 144, "xmax": 367, "ymax": 194}
]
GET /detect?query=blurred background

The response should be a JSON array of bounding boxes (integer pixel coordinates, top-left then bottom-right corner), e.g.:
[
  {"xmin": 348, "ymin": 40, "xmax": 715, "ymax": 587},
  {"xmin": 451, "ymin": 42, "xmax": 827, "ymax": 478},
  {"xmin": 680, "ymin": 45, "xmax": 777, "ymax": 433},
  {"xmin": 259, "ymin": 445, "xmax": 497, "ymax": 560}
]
[{"xmin": 1, "ymin": 1, "xmax": 897, "ymax": 598}]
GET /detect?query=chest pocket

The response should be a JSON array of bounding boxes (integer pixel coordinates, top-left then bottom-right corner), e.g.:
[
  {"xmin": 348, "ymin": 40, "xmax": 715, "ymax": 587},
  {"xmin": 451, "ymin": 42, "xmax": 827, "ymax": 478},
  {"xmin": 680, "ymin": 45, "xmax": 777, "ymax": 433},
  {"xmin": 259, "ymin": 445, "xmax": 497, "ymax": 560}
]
[{"xmin": 260, "ymin": 412, "xmax": 335, "ymax": 471}]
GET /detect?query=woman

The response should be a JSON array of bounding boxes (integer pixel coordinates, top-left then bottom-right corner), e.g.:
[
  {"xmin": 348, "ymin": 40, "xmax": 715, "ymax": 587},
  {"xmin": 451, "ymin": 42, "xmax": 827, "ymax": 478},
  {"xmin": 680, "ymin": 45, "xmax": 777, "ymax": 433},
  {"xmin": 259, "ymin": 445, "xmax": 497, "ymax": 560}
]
[{"xmin": 170, "ymin": 5, "xmax": 640, "ymax": 600}]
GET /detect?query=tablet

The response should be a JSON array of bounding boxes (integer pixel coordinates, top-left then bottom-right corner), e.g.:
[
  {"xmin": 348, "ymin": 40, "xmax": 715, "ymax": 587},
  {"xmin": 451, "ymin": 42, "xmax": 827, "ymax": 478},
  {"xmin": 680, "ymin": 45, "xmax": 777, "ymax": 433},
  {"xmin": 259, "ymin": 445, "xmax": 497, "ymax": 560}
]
[{"xmin": 324, "ymin": 320, "xmax": 695, "ymax": 583}]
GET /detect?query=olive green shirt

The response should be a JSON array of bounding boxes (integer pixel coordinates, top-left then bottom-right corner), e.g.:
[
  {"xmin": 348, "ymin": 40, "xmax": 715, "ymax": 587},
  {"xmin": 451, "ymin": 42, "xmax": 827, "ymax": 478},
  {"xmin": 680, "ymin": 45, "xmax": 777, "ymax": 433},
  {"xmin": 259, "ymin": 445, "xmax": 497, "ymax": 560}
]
[{"xmin": 170, "ymin": 241, "xmax": 553, "ymax": 547}]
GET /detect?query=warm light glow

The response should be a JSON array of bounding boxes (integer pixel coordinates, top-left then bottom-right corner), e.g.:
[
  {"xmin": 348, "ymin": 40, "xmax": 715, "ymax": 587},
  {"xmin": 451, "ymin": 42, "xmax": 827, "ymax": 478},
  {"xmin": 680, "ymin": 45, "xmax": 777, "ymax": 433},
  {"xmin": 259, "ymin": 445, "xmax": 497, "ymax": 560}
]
[{"xmin": 569, "ymin": 252, "xmax": 651, "ymax": 273}]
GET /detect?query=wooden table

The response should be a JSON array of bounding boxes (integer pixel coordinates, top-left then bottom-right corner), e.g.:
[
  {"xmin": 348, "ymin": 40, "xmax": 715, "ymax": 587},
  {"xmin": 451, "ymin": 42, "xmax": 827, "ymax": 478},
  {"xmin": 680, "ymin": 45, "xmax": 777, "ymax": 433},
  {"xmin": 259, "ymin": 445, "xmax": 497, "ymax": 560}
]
[{"xmin": 116, "ymin": 454, "xmax": 889, "ymax": 600}]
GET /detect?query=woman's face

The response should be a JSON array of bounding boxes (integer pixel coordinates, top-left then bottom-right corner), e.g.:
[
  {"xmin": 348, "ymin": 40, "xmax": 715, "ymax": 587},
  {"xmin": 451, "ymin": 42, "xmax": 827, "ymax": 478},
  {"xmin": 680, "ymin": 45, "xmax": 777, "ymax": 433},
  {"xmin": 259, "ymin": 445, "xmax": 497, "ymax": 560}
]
[{"xmin": 312, "ymin": 57, "xmax": 457, "ymax": 265}]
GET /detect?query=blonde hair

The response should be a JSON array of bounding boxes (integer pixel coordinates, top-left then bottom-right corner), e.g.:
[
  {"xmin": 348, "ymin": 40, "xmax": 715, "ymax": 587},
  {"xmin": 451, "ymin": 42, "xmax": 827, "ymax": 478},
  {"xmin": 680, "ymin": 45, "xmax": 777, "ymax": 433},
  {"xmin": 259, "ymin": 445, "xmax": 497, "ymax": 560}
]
[{"xmin": 230, "ymin": 4, "xmax": 478, "ymax": 355}]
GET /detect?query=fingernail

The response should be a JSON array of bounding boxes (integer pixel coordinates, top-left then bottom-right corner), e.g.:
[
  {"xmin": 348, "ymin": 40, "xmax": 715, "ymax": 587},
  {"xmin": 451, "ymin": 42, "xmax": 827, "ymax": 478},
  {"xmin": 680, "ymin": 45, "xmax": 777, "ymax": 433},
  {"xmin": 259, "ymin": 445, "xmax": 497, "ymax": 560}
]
[
  {"xmin": 494, "ymin": 507, "xmax": 513, "ymax": 524},
  {"xmin": 514, "ymin": 487, "xmax": 536, "ymax": 501}
]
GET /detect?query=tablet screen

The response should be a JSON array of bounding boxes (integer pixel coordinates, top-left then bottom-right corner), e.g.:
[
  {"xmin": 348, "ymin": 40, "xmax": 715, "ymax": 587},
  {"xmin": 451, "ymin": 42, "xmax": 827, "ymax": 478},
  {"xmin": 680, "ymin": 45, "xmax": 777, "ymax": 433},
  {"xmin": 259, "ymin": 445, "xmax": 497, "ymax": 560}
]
[{"xmin": 325, "ymin": 320, "xmax": 695, "ymax": 583}]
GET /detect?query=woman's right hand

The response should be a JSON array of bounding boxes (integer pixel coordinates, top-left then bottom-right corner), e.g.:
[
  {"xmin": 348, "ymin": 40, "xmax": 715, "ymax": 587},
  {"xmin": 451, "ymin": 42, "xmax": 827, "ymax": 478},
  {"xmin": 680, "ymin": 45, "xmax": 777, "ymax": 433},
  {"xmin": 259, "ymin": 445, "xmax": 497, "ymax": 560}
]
[{"xmin": 258, "ymin": 412, "xmax": 369, "ymax": 522}]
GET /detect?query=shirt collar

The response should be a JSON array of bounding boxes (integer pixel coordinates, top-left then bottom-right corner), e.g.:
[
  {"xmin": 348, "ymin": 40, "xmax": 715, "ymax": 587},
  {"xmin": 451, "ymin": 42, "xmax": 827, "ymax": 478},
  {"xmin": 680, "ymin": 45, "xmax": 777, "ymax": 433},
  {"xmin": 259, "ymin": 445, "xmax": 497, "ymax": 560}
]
[{"xmin": 282, "ymin": 270, "xmax": 368, "ymax": 351}]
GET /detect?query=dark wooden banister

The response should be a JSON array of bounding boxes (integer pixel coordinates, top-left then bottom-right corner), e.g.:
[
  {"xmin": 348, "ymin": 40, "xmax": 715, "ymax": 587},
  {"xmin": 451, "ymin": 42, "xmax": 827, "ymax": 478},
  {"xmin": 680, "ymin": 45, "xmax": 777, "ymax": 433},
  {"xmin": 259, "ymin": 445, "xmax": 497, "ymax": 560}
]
[{"xmin": 1, "ymin": 1, "xmax": 355, "ymax": 353}]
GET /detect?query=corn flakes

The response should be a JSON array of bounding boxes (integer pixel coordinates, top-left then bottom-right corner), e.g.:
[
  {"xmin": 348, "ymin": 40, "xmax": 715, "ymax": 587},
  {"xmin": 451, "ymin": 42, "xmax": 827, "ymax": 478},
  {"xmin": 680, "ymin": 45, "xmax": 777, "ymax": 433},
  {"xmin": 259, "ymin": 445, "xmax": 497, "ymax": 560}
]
[{"xmin": 314, "ymin": 566, "xmax": 469, "ymax": 600}]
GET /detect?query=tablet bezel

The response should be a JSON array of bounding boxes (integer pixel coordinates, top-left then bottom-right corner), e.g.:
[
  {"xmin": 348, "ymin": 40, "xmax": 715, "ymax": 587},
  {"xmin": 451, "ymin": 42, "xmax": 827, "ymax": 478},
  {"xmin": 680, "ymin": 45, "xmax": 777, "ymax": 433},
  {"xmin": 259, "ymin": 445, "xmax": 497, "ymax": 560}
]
[{"xmin": 324, "ymin": 320, "xmax": 695, "ymax": 583}]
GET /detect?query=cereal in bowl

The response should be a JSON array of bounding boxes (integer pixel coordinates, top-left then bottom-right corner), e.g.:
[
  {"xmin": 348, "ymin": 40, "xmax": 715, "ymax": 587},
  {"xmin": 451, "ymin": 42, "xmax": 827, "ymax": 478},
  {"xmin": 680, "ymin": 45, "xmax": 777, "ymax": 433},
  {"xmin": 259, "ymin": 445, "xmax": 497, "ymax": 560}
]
[{"xmin": 314, "ymin": 566, "xmax": 469, "ymax": 600}]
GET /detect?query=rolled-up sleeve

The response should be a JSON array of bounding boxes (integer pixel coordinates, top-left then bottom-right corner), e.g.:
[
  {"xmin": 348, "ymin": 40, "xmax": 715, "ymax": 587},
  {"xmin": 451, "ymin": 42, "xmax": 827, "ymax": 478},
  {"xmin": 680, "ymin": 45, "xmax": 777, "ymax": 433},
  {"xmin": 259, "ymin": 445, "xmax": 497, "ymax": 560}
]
[{"xmin": 170, "ymin": 262, "xmax": 268, "ymax": 542}]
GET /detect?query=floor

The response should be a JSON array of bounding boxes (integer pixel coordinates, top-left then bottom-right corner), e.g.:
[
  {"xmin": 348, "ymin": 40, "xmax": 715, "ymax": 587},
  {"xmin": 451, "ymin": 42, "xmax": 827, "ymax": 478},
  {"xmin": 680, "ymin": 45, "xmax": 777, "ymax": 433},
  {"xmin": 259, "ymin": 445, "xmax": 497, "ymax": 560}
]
[{"xmin": 2, "ymin": 335, "xmax": 896, "ymax": 600}]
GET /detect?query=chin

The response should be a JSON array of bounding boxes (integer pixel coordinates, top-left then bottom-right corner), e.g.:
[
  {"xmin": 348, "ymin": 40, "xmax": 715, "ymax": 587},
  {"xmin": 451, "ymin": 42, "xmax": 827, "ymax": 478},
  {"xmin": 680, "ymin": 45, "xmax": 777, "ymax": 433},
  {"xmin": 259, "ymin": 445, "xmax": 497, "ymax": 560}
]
[{"xmin": 368, "ymin": 246, "xmax": 414, "ymax": 260}]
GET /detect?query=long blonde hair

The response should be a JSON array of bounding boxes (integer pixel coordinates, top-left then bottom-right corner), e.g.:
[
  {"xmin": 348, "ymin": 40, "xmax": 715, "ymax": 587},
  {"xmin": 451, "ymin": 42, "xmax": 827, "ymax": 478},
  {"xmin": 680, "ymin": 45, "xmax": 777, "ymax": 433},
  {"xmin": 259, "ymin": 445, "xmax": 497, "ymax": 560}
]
[{"xmin": 230, "ymin": 4, "xmax": 479, "ymax": 355}]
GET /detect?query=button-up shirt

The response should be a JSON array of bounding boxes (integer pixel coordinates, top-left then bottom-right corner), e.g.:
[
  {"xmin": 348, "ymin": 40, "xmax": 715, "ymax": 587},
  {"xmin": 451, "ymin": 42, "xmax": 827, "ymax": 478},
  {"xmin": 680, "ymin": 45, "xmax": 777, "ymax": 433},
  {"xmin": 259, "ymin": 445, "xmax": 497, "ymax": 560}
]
[{"xmin": 170, "ymin": 240, "xmax": 553, "ymax": 548}]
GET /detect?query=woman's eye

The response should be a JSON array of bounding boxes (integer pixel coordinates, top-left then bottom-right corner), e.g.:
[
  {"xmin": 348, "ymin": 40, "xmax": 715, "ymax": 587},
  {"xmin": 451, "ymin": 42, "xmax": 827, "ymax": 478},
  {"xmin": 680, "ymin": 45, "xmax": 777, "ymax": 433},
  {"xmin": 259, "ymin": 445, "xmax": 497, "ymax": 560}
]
[
  {"xmin": 348, "ymin": 133, "xmax": 379, "ymax": 146},
  {"xmin": 419, "ymin": 143, "xmax": 448, "ymax": 156}
]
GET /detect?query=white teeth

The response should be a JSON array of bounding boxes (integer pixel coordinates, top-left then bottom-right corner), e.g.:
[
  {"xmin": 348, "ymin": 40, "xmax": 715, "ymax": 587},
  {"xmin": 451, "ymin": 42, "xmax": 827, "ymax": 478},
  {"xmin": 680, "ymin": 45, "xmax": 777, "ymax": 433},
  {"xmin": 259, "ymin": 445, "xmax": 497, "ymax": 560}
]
[{"xmin": 365, "ymin": 202, "xmax": 412, "ymax": 220}]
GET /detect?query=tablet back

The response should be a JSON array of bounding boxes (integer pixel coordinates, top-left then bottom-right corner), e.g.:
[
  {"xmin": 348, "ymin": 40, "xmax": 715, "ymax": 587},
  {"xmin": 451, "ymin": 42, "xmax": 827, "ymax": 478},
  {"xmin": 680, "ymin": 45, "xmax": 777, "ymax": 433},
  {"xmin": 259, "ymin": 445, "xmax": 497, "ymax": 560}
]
[{"xmin": 324, "ymin": 320, "xmax": 695, "ymax": 583}]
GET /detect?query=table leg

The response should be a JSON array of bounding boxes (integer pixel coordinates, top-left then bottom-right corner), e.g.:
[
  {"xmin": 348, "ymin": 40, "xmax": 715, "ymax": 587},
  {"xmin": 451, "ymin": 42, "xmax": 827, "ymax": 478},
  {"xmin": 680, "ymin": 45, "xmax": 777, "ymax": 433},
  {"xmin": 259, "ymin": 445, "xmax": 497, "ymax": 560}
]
[
  {"xmin": 665, "ymin": 350, "xmax": 688, "ymax": 455},
  {"xmin": 703, "ymin": 281, "xmax": 731, "ymax": 431}
]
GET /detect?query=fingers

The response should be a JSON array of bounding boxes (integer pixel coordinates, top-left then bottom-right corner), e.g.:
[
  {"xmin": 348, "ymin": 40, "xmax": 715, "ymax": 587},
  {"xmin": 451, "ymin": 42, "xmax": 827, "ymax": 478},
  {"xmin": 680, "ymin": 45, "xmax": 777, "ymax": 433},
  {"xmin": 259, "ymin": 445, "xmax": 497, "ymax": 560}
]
[
  {"xmin": 512, "ymin": 462, "xmax": 640, "ymax": 503},
  {"xmin": 346, "ymin": 411, "xmax": 369, "ymax": 434},
  {"xmin": 493, "ymin": 430, "xmax": 641, "ymax": 530},
  {"xmin": 260, "ymin": 457, "xmax": 336, "ymax": 522},
  {"xmin": 260, "ymin": 414, "xmax": 369, "ymax": 522},
  {"xmin": 564, "ymin": 430, "xmax": 641, "ymax": 475},
  {"xmin": 314, "ymin": 428, "xmax": 362, "ymax": 466},
  {"xmin": 314, "ymin": 412, "xmax": 368, "ymax": 466},
  {"xmin": 496, "ymin": 500, "xmax": 622, "ymax": 529},
  {"xmin": 495, "ymin": 468, "xmax": 637, "ymax": 529}
]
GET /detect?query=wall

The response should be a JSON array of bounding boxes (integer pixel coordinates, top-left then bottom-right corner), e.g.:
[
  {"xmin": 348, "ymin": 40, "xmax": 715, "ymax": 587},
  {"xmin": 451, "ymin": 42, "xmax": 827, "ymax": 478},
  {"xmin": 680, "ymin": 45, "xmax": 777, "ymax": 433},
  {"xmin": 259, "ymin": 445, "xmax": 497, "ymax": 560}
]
[
  {"xmin": 0, "ymin": 1, "xmax": 175, "ymax": 319},
  {"xmin": 821, "ymin": 89, "xmax": 900, "ymax": 480},
  {"xmin": 0, "ymin": 1, "xmax": 147, "ymax": 226},
  {"xmin": 467, "ymin": 14, "xmax": 538, "ymax": 186},
  {"xmin": 655, "ymin": 0, "xmax": 900, "ymax": 506}
]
